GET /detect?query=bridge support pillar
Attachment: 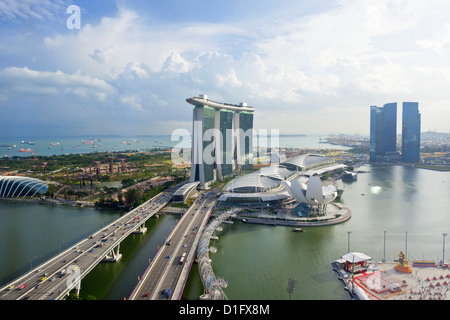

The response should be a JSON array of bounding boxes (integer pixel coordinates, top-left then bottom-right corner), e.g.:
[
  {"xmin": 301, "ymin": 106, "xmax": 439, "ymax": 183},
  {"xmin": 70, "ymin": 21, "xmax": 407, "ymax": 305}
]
[
  {"xmin": 102, "ymin": 243, "xmax": 122, "ymax": 262},
  {"xmin": 132, "ymin": 224, "xmax": 147, "ymax": 234}
]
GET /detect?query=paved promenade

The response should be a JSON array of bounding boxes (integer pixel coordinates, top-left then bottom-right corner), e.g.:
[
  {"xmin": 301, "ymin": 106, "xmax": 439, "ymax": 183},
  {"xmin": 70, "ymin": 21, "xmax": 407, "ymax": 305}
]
[{"xmin": 234, "ymin": 202, "xmax": 351, "ymax": 227}]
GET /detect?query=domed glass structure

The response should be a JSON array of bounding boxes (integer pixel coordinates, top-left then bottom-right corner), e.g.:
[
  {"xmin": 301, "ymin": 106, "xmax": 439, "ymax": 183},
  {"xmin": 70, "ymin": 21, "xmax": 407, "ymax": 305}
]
[{"xmin": 0, "ymin": 176, "xmax": 48, "ymax": 198}]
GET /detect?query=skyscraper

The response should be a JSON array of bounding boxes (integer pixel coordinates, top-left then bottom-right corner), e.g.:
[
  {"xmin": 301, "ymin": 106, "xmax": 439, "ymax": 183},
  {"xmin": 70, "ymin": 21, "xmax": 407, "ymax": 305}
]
[
  {"xmin": 370, "ymin": 102, "xmax": 397, "ymax": 162},
  {"xmin": 187, "ymin": 94, "xmax": 255, "ymax": 187},
  {"xmin": 219, "ymin": 109, "xmax": 234, "ymax": 178},
  {"xmin": 402, "ymin": 102, "xmax": 421, "ymax": 163}
]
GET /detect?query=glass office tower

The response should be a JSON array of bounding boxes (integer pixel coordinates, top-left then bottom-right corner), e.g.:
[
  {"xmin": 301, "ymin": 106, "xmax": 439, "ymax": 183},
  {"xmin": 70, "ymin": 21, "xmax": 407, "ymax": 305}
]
[
  {"xmin": 402, "ymin": 102, "xmax": 421, "ymax": 162},
  {"xmin": 370, "ymin": 103, "xmax": 397, "ymax": 162},
  {"xmin": 382, "ymin": 103, "xmax": 397, "ymax": 154},
  {"xmin": 370, "ymin": 106, "xmax": 383, "ymax": 162}
]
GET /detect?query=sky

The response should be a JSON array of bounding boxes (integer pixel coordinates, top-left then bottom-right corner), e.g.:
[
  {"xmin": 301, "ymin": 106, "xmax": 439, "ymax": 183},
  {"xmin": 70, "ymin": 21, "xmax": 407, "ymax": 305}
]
[{"xmin": 0, "ymin": 0, "xmax": 449, "ymax": 138}]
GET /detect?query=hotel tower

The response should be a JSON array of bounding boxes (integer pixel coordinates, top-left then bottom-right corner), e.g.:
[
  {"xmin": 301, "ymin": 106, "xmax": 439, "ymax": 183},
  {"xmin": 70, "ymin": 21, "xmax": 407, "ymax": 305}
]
[{"xmin": 186, "ymin": 94, "xmax": 255, "ymax": 187}]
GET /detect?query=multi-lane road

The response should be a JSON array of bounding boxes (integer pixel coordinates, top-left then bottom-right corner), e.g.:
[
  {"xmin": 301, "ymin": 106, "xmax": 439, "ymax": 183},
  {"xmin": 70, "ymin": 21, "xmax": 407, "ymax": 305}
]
[
  {"xmin": 0, "ymin": 186, "xmax": 177, "ymax": 300},
  {"xmin": 129, "ymin": 190, "xmax": 219, "ymax": 300}
]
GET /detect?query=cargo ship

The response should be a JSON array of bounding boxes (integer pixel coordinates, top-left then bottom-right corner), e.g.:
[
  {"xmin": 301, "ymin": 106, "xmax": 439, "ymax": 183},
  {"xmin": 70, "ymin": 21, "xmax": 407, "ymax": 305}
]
[{"xmin": 19, "ymin": 148, "xmax": 34, "ymax": 152}]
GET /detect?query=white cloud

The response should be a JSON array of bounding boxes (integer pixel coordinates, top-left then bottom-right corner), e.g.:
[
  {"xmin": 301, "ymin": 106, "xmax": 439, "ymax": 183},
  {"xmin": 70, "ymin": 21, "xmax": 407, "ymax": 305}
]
[
  {"xmin": 0, "ymin": 0, "xmax": 64, "ymax": 20},
  {"xmin": 0, "ymin": 66, "xmax": 116, "ymax": 99}
]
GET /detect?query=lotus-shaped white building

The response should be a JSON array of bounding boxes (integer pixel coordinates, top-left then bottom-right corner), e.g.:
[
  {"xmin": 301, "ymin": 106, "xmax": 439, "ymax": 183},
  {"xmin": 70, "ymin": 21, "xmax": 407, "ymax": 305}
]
[{"xmin": 284, "ymin": 174, "xmax": 338, "ymax": 216}]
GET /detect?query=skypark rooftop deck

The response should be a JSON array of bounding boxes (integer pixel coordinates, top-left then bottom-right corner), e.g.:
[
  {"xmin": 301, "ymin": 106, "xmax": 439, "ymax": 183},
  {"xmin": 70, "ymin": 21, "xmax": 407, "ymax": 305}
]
[{"xmin": 186, "ymin": 95, "xmax": 254, "ymax": 113}]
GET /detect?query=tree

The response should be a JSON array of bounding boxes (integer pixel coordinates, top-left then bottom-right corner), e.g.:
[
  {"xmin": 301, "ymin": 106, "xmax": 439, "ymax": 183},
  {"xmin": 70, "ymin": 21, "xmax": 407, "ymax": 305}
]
[{"xmin": 125, "ymin": 188, "xmax": 143, "ymax": 207}]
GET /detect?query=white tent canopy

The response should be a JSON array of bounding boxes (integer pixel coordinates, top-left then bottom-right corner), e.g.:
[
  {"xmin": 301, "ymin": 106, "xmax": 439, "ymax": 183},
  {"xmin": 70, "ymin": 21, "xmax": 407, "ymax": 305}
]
[{"xmin": 342, "ymin": 252, "xmax": 372, "ymax": 264}]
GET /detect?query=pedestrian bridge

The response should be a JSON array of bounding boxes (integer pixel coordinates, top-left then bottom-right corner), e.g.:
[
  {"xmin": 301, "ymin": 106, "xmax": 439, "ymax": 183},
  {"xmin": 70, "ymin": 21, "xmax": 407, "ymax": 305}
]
[{"xmin": 197, "ymin": 208, "xmax": 242, "ymax": 300}]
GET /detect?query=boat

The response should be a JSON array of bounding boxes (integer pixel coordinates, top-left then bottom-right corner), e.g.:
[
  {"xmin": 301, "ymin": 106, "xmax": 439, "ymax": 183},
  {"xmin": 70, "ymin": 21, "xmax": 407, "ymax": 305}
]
[
  {"xmin": 293, "ymin": 228, "xmax": 303, "ymax": 232},
  {"xmin": 20, "ymin": 148, "xmax": 34, "ymax": 152},
  {"xmin": 412, "ymin": 260, "xmax": 436, "ymax": 267},
  {"xmin": 342, "ymin": 171, "xmax": 357, "ymax": 182}
]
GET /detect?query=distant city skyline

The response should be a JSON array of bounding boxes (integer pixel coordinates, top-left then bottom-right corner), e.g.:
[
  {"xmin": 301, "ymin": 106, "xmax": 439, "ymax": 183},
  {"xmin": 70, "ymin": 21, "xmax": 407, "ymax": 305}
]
[{"xmin": 1, "ymin": 1, "xmax": 450, "ymax": 138}]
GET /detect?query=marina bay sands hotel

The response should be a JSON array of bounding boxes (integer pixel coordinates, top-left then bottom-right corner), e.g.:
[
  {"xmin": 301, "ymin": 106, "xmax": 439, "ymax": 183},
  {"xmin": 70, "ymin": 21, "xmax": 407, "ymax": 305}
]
[{"xmin": 186, "ymin": 94, "xmax": 254, "ymax": 187}]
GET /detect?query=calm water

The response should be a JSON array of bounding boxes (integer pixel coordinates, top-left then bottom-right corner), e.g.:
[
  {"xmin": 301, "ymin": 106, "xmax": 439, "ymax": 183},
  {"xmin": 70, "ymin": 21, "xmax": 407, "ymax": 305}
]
[
  {"xmin": 0, "ymin": 201, "xmax": 123, "ymax": 286},
  {"xmin": 1, "ymin": 165, "xmax": 449, "ymax": 300},
  {"xmin": 183, "ymin": 165, "xmax": 450, "ymax": 300}
]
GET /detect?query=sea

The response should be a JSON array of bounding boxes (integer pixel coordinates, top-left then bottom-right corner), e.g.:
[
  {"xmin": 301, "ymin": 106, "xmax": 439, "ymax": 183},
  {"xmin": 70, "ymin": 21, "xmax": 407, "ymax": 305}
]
[{"xmin": 0, "ymin": 134, "xmax": 349, "ymax": 159}]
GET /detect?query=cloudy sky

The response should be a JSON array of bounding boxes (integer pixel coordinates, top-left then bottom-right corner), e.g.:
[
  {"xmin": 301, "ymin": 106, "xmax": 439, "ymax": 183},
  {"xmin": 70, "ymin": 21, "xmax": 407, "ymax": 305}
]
[{"xmin": 0, "ymin": 0, "xmax": 449, "ymax": 138}]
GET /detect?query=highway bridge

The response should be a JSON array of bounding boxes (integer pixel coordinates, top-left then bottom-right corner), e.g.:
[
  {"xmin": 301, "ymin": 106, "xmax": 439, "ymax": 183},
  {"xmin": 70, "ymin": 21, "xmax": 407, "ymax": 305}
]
[
  {"xmin": 0, "ymin": 185, "xmax": 180, "ymax": 300},
  {"xmin": 129, "ymin": 188, "xmax": 220, "ymax": 300}
]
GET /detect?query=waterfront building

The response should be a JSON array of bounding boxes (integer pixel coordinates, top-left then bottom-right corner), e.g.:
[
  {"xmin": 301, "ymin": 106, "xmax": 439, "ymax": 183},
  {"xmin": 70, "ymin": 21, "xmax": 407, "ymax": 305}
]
[
  {"xmin": 219, "ymin": 153, "xmax": 343, "ymax": 207},
  {"xmin": 186, "ymin": 94, "xmax": 255, "ymax": 187},
  {"xmin": 219, "ymin": 109, "xmax": 234, "ymax": 178},
  {"xmin": 0, "ymin": 176, "xmax": 48, "ymax": 198},
  {"xmin": 283, "ymin": 174, "xmax": 338, "ymax": 216},
  {"xmin": 237, "ymin": 111, "xmax": 254, "ymax": 171},
  {"xmin": 370, "ymin": 103, "xmax": 397, "ymax": 162},
  {"xmin": 402, "ymin": 102, "xmax": 421, "ymax": 163}
]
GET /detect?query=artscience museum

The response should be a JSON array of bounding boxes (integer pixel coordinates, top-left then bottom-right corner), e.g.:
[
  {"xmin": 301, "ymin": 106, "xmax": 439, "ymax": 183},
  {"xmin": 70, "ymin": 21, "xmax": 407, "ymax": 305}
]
[{"xmin": 284, "ymin": 174, "xmax": 338, "ymax": 216}]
